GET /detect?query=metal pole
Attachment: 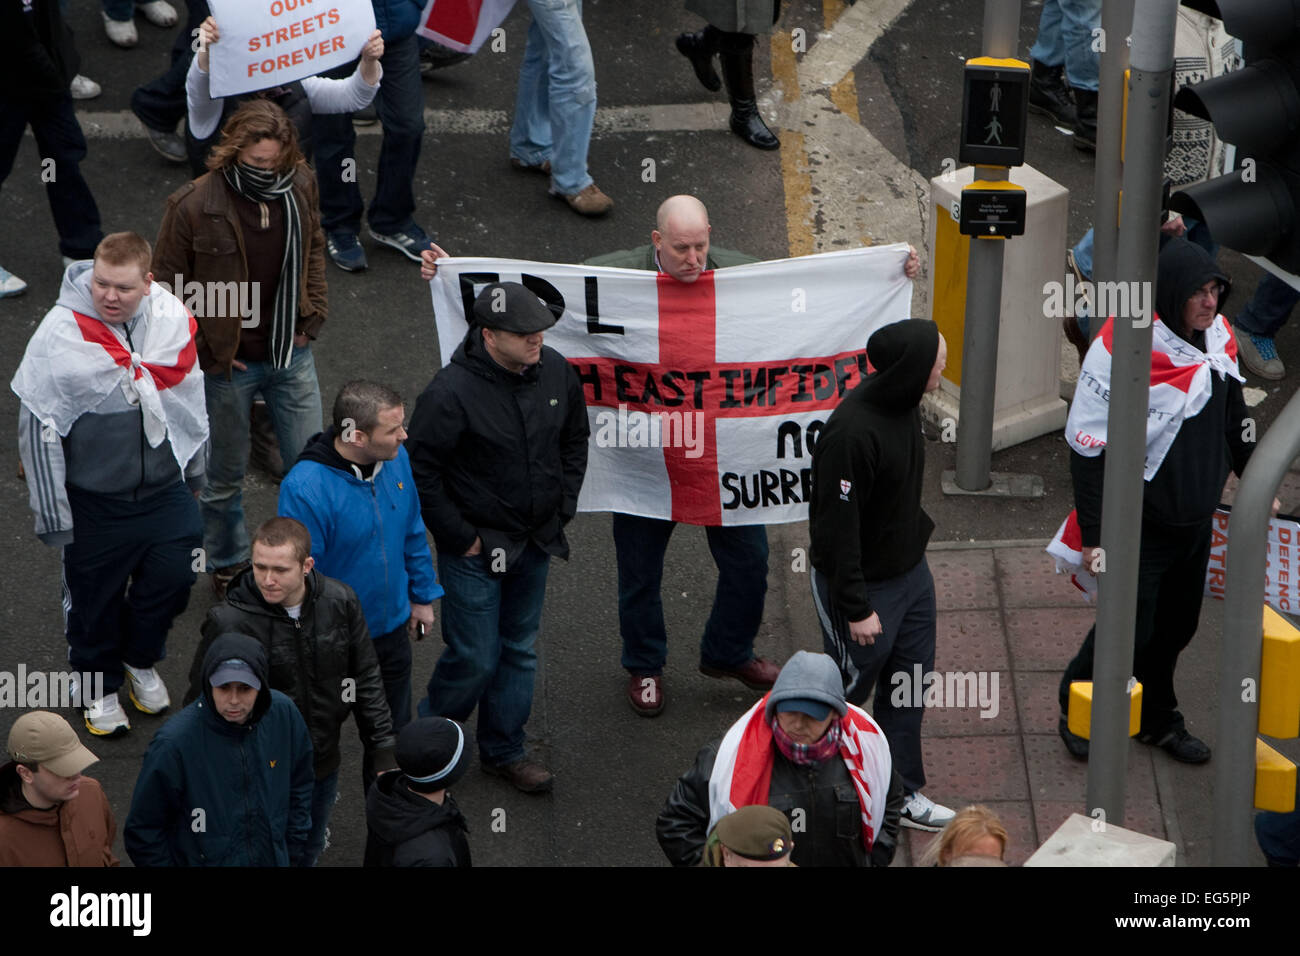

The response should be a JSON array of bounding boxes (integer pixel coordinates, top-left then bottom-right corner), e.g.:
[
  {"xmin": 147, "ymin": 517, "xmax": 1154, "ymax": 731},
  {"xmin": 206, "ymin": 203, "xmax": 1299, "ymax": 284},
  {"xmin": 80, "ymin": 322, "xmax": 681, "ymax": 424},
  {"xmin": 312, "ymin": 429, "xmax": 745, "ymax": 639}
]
[
  {"xmin": 1215, "ymin": 392, "xmax": 1300, "ymax": 864},
  {"xmin": 1090, "ymin": 0, "xmax": 1134, "ymax": 324},
  {"xmin": 1085, "ymin": 0, "xmax": 1178, "ymax": 827},
  {"xmin": 954, "ymin": 0, "xmax": 1020, "ymax": 492}
]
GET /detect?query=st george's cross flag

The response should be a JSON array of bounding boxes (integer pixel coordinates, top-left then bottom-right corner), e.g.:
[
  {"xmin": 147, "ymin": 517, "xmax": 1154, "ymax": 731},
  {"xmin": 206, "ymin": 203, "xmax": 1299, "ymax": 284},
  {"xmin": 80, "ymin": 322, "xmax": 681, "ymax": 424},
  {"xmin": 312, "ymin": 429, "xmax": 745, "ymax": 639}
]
[
  {"xmin": 1066, "ymin": 313, "xmax": 1243, "ymax": 478},
  {"xmin": 11, "ymin": 278, "xmax": 209, "ymax": 472},
  {"xmin": 427, "ymin": 246, "xmax": 914, "ymax": 526},
  {"xmin": 416, "ymin": 0, "xmax": 515, "ymax": 53}
]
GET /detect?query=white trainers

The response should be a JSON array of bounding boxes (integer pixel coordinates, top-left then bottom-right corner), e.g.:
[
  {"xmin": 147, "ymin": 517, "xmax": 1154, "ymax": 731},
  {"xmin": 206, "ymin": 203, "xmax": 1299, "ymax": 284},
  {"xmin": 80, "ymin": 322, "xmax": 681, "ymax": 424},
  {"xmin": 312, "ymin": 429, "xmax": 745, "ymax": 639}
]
[
  {"xmin": 124, "ymin": 664, "xmax": 171, "ymax": 714},
  {"xmin": 0, "ymin": 265, "xmax": 27, "ymax": 298},
  {"xmin": 70, "ymin": 74, "xmax": 102, "ymax": 100},
  {"xmin": 138, "ymin": 0, "xmax": 178, "ymax": 27},
  {"xmin": 84, "ymin": 692, "xmax": 131, "ymax": 737},
  {"xmin": 103, "ymin": 11, "xmax": 139, "ymax": 47},
  {"xmin": 901, "ymin": 790, "xmax": 956, "ymax": 831}
]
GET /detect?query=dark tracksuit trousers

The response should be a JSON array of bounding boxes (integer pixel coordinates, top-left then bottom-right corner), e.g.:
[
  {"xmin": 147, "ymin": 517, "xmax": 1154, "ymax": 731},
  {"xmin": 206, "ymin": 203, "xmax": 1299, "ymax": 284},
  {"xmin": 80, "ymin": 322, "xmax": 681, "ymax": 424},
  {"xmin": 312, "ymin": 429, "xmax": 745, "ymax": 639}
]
[
  {"xmin": 811, "ymin": 557, "xmax": 936, "ymax": 794},
  {"xmin": 63, "ymin": 481, "xmax": 201, "ymax": 693},
  {"xmin": 1057, "ymin": 519, "xmax": 1213, "ymax": 737}
]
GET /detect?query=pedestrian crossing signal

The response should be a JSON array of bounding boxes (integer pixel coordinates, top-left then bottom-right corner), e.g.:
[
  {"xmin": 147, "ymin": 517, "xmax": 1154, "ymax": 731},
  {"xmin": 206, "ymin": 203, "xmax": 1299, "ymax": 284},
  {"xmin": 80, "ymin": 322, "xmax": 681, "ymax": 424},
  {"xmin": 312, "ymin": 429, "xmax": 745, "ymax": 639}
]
[{"xmin": 960, "ymin": 57, "xmax": 1030, "ymax": 167}]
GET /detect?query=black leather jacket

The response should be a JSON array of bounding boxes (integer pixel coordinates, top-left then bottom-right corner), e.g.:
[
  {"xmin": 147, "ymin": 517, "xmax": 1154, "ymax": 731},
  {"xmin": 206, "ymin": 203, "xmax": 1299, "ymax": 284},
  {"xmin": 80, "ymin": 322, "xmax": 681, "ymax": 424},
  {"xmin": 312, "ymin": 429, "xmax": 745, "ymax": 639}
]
[
  {"xmin": 186, "ymin": 569, "xmax": 396, "ymax": 779},
  {"xmin": 656, "ymin": 738, "xmax": 903, "ymax": 867}
]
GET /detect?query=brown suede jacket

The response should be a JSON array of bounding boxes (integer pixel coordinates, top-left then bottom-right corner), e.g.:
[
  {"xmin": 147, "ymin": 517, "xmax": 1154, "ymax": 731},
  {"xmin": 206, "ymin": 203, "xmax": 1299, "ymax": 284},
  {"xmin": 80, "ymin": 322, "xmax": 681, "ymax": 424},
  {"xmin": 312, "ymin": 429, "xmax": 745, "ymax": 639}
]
[{"xmin": 152, "ymin": 165, "xmax": 328, "ymax": 375}]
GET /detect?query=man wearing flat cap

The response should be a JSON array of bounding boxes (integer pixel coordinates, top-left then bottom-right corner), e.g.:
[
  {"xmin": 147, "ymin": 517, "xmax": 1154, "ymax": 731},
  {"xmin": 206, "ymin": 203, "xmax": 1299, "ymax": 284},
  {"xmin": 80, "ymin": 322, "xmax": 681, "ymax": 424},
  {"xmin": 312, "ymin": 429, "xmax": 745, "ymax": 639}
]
[
  {"xmin": 702, "ymin": 805, "xmax": 794, "ymax": 867},
  {"xmin": 657, "ymin": 650, "xmax": 903, "ymax": 867},
  {"xmin": 406, "ymin": 281, "xmax": 589, "ymax": 794},
  {"xmin": 365, "ymin": 716, "xmax": 472, "ymax": 866},
  {"xmin": 0, "ymin": 711, "xmax": 118, "ymax": 866}
]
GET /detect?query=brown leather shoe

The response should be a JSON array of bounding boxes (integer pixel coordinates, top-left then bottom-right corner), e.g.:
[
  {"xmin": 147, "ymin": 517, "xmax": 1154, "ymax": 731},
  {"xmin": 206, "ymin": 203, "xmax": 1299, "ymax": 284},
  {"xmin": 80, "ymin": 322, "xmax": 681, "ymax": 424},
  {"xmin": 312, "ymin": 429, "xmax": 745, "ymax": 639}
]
[
  {"xmin": 550, "ymin": 183, "xmax": 614, "ymax": 217},
  {"xmin": 627, "ymin": 674, "xmax": 665, "ymax": 717},
  {"xmin": 699, "ymin": 656, "xmax": 780, "ymax": 690},
  {"xmin": 482, "ymin": 757, "xmax": 554, "ymax": 793}
]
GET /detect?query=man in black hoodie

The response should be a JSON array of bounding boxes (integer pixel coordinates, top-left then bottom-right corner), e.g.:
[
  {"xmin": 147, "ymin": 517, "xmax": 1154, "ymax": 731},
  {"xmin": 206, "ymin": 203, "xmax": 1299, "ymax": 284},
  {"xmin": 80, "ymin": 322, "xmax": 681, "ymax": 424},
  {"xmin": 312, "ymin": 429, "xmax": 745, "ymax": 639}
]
[
  {"xmin": 364, "ymin": 716, "xmax": 471, "ymax": 867},
  {"xmin": 808, "ymin": 318, "xmax": 955, "ymax": 832},
  {"xmin": 405, "ymin": 281, "xmax": 588, "ymax": 794},
  {"xmin": 1058, "ymin": 238, "xmax": 1260, "ymax": 764}
]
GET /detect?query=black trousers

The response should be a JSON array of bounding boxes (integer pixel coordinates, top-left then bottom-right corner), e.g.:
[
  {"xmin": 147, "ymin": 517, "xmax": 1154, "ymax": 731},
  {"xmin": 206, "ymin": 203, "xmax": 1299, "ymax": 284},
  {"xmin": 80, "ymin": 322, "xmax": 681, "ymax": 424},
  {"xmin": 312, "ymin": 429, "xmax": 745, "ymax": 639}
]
[
  {"xmin": 63, "ymin": 483, "xmax": 202, "ymax": 695},
  {"xmin": 1058, "ymin": 518, "xmax": 1213, "ymax": 736},
  {"xmin": 130, "ymin": 0, "xmax": 210, "ymax": 132}
]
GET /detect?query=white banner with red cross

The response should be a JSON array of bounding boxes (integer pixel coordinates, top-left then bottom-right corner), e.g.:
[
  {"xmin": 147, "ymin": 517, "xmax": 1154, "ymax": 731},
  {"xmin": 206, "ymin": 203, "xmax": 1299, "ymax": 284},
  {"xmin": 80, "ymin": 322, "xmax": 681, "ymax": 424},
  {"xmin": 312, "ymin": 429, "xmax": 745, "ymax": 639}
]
[
  {"xmin": 415, "ymin": 0, "xmax": 516, "ymax": 53},
  {"xmin": 207, "ymin": 0, "xmax": 376, "ymax": 98},
  {"xmin": 428, "ymin": 247, "xmax": 914, "ymax": 526}
]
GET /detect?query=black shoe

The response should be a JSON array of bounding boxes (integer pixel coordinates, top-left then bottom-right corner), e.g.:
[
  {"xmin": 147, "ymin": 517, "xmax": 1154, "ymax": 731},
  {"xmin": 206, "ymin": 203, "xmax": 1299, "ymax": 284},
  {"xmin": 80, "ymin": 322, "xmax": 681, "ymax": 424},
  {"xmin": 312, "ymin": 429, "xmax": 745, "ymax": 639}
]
[
  {"xmin": 420, "ymin": 42, "xmax": 471, "ymax": 75},
  {"xmin": 1137, "ymin": 727, "xmax": 1211, "ymax": 764},
  {"xmin": 720, "ymin": 49, "xmax": 779, "ymax": 150},
  {"xmin": 676, "ymin": 30, "xmax": 721, "ymax": 92},
  {"xmin": 1072, "ymin": 88, "xmax": 1098, "ymax": 152},
  {"xmin": 1029, "ymin": 59, "xmax": 1075, "ymax": 127},
  {"xmin": 1059, "ymin": 714, "xmax": 1089, "ymax": 759}
]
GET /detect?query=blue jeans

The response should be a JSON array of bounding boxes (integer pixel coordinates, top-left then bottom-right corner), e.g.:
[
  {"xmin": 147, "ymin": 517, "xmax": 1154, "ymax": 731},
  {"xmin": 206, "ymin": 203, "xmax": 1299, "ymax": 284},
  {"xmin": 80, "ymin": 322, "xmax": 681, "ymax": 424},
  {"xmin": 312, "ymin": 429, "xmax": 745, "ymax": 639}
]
[
  {"xmin": 201, "ymin": 345, "xmax": 321, "ymax": 568},
  {"xmin": 509, "ymin": 0, "xmax": 596, "ymax": 196},
  {"xmin": 1235, "ymin": 273, "xmax": 1300, "ymax": 339},
  {"xmin": 313, "ymin": 32, "xmax": 424, "ymax": 235},
  {"xmin": 418, "ymin": 542, "xmax": 551, "ymax": 766},
  {"xmin": 1029, "ymin": 0, "xmax": 1101, "ymax": 92},
  {"xmin": 0, "ymin": 96, "xmax": 103, "ymax": 259},
  {"xmin": 612, "ymin": 513, "xmax": 768, "ymax": 676},
  {"xmin": 300, "ymin": 770, "xmax": 339, "ymax": 867}
]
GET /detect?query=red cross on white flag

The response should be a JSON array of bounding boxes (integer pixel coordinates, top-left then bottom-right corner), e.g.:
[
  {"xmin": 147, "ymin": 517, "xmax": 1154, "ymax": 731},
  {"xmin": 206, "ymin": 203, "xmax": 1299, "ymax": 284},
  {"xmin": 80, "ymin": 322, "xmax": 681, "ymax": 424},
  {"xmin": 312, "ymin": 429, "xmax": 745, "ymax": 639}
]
[{"xmin": 429, "ymin": 246, "xmax": 914, "ymax": 525}]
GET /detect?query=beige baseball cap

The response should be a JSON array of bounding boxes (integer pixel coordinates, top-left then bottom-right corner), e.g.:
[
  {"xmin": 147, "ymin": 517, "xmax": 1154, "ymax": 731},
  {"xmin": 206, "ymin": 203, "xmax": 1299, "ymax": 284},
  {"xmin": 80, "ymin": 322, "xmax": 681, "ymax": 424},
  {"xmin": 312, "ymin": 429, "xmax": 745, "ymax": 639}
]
[{"xmin": 7, "ymin": 711, "xmax": 98, "ymax": 777}]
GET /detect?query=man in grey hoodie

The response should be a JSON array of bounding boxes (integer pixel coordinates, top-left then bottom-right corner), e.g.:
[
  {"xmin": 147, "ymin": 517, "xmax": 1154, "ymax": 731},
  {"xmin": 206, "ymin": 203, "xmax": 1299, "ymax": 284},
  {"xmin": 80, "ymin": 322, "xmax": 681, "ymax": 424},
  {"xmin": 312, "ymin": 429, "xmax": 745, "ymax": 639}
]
[{"xmin": 12, "ymin": 231, "xmax": 209, "ymax": 738}]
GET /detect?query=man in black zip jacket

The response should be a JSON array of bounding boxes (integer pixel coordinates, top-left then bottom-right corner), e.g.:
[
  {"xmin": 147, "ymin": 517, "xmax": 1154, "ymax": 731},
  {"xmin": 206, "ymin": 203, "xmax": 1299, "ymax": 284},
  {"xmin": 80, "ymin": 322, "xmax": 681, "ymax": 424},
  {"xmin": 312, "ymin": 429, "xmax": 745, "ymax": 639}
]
[
  {"xmin": 1058, "ymin": 238, "xmax": 1262, "ymax": 764},
  {"xmin": 405, "ymin": 281, "xmax": 588, "ymax": 794},
  {"xmin": 365, "ymin": 716, "xmax": 471, "ymax": 867},
  {"xmin": 186, "ymin": 516, "xmax": 395, "ymax": 865},
  {"xmin": 808, "ymin": 318, "xmax": 955, "ymax": 832}
]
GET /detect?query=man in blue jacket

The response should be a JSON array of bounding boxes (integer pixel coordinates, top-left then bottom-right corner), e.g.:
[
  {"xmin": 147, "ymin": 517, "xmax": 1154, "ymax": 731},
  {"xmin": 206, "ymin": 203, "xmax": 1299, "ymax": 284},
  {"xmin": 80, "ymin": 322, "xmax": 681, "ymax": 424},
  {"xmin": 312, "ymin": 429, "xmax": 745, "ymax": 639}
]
[
  {"xmin": 278, "ymin": 380, "xmax": 443, "ymax": 752},
  {"xmin": 124, "ymin": 632, "xmax": 314, "ymax": 866}
]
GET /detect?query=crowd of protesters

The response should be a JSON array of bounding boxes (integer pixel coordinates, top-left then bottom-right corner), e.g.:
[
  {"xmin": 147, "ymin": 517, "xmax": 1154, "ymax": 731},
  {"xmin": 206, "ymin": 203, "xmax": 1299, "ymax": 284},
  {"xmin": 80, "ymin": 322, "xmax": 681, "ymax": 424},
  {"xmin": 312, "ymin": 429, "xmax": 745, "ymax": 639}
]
[{"xmin": 3, "ymin": 0, "xmax": 1279, "ymax": 870}]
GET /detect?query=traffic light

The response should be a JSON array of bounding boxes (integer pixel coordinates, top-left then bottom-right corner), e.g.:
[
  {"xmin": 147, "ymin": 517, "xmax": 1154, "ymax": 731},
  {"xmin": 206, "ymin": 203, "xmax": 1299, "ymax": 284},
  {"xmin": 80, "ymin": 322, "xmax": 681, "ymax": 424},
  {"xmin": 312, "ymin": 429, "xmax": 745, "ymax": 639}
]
[{"xmin": 1167, "ymin": 0, "xmax": 1300, "ymax": 273}]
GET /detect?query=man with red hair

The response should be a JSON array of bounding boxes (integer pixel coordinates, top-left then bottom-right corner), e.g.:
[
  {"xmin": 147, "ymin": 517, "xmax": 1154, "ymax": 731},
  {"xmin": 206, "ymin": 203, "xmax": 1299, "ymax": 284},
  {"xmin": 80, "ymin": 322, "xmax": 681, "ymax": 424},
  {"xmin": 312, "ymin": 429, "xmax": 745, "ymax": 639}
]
[{"xmin": 656, "ymin": 650, "xmax": 902, "ymax": 867}]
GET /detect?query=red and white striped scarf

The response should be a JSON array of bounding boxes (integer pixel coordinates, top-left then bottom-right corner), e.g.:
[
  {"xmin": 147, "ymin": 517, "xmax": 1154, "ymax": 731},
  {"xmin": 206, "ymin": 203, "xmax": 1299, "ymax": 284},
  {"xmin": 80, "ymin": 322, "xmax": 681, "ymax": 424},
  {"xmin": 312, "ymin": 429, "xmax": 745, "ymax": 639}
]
[{"xmin": 708, "ymin": 694, "xmax": 893, "ymax": 851}]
